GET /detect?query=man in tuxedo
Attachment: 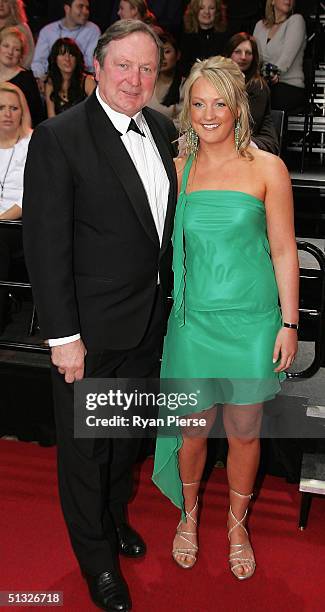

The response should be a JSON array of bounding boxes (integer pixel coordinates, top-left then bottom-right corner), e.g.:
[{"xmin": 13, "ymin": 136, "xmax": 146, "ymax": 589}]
[{"xmin": 23, "ymin": 20, "xmax": 177, "ymax": 612}]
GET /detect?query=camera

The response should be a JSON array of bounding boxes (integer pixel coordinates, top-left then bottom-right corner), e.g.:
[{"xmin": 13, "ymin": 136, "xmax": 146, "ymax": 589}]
[{"xmin": 262, "ymin": 62, "xmax": 280, "ymax": 82}]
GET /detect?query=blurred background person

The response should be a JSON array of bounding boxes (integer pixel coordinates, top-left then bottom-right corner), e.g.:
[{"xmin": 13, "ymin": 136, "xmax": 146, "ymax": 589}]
[
  {"xmin": 0, "ymin": 82, "xmax": 32, "ymax": 332},
  {"xmin": 253, "ymin": 0, "xmax": 306, "ymax": 113},
  {"xmin": 31, "ymin": 0, "xmax": 100, "ymax": 93},
  {"xmin": 225, "ymin": 32, "xmax": 279, "ymax": 154},
  {"xmin": 0, "ymin": 0, "xmax": 34, "ymax": 68},
  {"xmin": 44, "ymin": 37, "xmax": 95, "ymax": 117},
  {"xmin": 148, "ymin": 30, "xmax": 181, "ymax": 125},
  {"xmin": 0, "ymin": 26, "xmax": 45, "ymax": 126},
  {"xmin": 179, "ymin": 0, "xmax": 228, "ymax": 78},
  {"xmin": 112, "ymin": 1, "xmax": 184, "ymax": 34},
  {"xmin": 117, "ymin": 0, "xmax": 157, "ymax": 25}
]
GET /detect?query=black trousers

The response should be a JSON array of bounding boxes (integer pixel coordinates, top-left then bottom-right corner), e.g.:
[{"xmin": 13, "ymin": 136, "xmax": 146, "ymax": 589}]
[
  {"xmin": 51, "ymin": 287, "xmax": 164, "ymax": 575},
  {"xmin": 270, "ymin": 83, "xmax": 305, "ymax": 114}
]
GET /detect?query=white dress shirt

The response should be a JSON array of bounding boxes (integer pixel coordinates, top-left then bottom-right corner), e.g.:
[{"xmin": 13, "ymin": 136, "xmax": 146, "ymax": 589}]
[{"xmin": 49, "ymin": 89, "xmax": 170, "ymax": 347}]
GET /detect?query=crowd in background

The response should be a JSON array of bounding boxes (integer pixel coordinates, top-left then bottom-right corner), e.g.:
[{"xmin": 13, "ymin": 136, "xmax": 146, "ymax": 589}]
[
  {"xmin": 0, "ymin": 1, "xmax": 317, "ymax": 131},
  {"xmin": 0, "ymin": 0, "xmax": 321, "ymax": 330}
]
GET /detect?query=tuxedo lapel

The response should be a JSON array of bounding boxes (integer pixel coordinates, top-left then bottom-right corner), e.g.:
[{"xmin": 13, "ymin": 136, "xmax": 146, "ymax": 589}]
[
  {"xmin": 143, "ymin": 108, "xmax": 177, "ymax": 257},
  {"xmin": 85, "ymin": 94, "xmax": 159, "ymax": 246}
]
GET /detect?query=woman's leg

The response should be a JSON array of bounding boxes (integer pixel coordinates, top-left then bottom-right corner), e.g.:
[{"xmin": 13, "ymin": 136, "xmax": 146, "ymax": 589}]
[
  {"xmin": 173, "ymin": 405, "xmax": 217, "ymax": 568},
  {"xmin": 223, "ymin": 403, "xmax": 263, "ymax": 578}
]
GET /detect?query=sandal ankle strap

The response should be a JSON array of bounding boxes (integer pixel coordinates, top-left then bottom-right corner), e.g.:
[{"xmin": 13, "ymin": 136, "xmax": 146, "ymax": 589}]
[
  {"xmin": 230, "ymin": 488, "xmax": 253, "ymax": 499},
  {"xmin": 184, "ymin": 497, "xmax": 198, "ymax": 527},
  {"xmin": 183, "ymin": 481, "xmax": 200, "ymax": 487}
]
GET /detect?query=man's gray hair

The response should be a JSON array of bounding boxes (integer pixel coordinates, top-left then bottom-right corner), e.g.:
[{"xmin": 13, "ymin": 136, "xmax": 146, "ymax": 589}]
[{"xmin": 94, "ymin": 19, "xmax": 163, "ymax": 68}]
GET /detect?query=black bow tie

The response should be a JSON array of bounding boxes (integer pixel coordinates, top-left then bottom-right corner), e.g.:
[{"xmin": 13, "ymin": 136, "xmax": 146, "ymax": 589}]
[{"xmin": 127, "ymin": 118, "xmax": 145, "ymax": 137}]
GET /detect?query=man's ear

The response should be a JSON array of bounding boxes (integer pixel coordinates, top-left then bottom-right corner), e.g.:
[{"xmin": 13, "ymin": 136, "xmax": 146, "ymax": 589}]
[{"xmin": 94, "ymin": 59, "xmax": 100, "ymax": 82}]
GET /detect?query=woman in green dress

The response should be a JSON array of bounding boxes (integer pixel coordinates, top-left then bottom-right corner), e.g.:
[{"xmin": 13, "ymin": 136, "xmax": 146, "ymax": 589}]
[{"xmin": 152, "ymin": 56, "xmax": 299, "ymax": 579}]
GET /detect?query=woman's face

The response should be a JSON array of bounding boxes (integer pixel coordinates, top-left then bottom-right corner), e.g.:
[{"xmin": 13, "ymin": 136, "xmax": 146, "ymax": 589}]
[
  {"xmin": 230, "ymin": 41, "xmax": 253, "ymax": 73},
  {"xmin": 198, "ymin": 0, "xmax": 216, "ymax": 30},
  {"xmin": 118, "ymin": 0, "xmax": 138, "ymax": 20},
  {"xmin": 0, "ymin": 91, "xmax": 22, "ymax": 134},
  {"xmin": 160, "ymin": 43, "xmax": 179, "ymax": 75},
  {"xmin": 0, "ymin": 34, "xmax": 22, "ymax": 68},
  {"xmin": 273, "ymin": 0, "xmax": 295, "ymax": 16},
  {"xmin": 190, "ymin": 77, "xmax": 235, "ymax": 147},
  {"xmin": 0, "ymin": 0, "xmax": 11, "ymax": 21},
  {"xmin": 56, "ymin": 50, "xmax": 77, "ymax": 74}
]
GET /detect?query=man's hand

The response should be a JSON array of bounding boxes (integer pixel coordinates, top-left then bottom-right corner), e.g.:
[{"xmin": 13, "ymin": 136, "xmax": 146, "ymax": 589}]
[{"xmin": 51, "ymin": 339, "xmax": 87, "ymax": 383}]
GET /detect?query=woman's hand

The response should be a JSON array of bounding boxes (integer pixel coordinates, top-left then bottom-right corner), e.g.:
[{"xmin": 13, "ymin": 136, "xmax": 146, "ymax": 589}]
[
  {"xmin": 273, "ymin": 327, "xmax": 298, "ymax": 372},
  {"xmin": 270, "ymin": 74, "xmax": 280, "ymax": 85}
]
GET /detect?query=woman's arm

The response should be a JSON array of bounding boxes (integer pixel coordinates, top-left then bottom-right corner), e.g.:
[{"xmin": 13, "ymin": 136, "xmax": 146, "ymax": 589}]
[
  {"xmin": 264, "ymin": 155, "xmax": 299, "ymax": 371},
  {"xmin": 44, "ymin": 79, "xmax": 56, "ymax": 118},
  {"xmin": 84, "ymin": 74, "xmax": 96, "ymax": 96},
  {"xmin": 273, "ymin": 14, "xmax": 306, "ymax": 75},
  {"xmin": 0, "ymin": 204, "xmax": 22, "ymax": 220},
  {"xmin": 248, "ymin": 82, "xmax": 279, "ymax": 154}
]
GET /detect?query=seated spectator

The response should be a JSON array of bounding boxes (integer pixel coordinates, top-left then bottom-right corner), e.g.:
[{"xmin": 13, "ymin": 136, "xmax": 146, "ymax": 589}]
[
  {"xmin": 179, "ymin": 0, "xmax": 228, "ymax": 78},
  {"xmin": 0, "ymin": 0, "xmax": 35, "ymax": 68},
  {"xmin": 0, "ymin": 26, "xmax": 45, "ymax": 126},
  {"xmin": 117, "ymin": 0, "xmax": 157, "ymax": 25},
  {"xmin": 224, "ymin": 32, "xmax": 279, "ymax": 154},
  {"xmin": 0, "ymin": 82, "xmax": 32, "ymax": 332},
  {"xmin": 45, "ymin": 37, "xmax": 95, "ymax": 117},
  {"xmin": 148, "ymin": 31, "xmax": 181, "ymax": 124},
  {"xmin": 253, "ymin": 0, "xmax": 306, "ymax": 113},
  {"xmin": 112, "ymin": 0, "xmax": 183, "ymax": 36},
  {"xmin": 31, "ymin": 0, "xmax": 100, "ymax": 92}
]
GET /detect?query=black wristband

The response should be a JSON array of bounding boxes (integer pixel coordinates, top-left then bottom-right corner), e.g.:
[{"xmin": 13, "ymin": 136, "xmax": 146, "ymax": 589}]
[{"xmin": 283, "ymin": 322, "xmax": 299, "ymax": 330}]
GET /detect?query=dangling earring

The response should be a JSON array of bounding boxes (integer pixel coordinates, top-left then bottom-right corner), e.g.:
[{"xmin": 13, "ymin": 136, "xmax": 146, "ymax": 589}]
[
  {"xmin": 234, "ymin": 119, "xmax": 240, "ymax": 151},
  {"xmin": 185, "ymin": 126, "xmax": 199, "ymax": 156}
]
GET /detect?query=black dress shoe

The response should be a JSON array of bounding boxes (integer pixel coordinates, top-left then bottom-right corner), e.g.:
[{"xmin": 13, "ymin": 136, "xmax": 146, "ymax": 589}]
[
  {"xmin": 85, "ymin": 569, "xmax": 131, "ymax": 611},
  {"xmin": 116, "ymin": 523, "xmax": 146, "ymax": 558}
]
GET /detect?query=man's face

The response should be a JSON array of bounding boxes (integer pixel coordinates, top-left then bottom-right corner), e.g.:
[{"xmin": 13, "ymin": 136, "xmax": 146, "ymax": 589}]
[
  {"xmin": 95, "ymin": 32, "xmax": 159, "ymax": 117},
  {"xmin": 65, "ymin": 0, "xmax": 89, "ymax": 26}
]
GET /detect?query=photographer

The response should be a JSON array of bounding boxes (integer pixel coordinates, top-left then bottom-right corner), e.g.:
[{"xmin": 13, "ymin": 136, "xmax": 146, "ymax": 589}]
[{"xmin": 253, "ymin": 0, "xmax": 306, "ymax": 113}]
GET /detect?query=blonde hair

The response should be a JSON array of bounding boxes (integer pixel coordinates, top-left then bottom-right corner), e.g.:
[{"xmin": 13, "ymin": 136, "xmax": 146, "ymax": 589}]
[
  {"xmin": 179, "ymin": 55, "xmax": 252, "ymax": 158},
  {"xmin": 1, "ymin": 0, "xmax": 28, "ymax": 26},
  {"xmin": 263, "ymin": 0, "xmax": 295, "ymax": 27},
  {"xmin": 184, "ymin": 0, "xmax": 226, "ymax": 34},
  {"xmin": 0, "ymin": 82, "xmax": 32, "ymax": 138},
  {"xmin": 0, "ymin": 25, "xmax": 26, "ymax": 58}
]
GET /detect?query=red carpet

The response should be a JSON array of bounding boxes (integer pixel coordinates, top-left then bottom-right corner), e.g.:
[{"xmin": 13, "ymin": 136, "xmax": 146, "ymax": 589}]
[{"xmin": 1, "ymin": 439, "xmax": 325, "ymax": 612}]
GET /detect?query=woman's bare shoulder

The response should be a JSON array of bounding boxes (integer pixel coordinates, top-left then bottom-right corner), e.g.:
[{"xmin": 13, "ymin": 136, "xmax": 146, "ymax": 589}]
[{"xmin": 249, "ymin": 148, "xmax": 290, "ymax": 181}]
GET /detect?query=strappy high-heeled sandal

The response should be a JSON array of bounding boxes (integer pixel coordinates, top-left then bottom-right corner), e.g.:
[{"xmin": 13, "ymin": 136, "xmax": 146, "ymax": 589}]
[
  {"xmin": 172, "ymin": 481, "xmax": 199, "ymax": 569},
  {"xmin": 228, "ymin": 488, "xmax": 256, "ymax": 580}
]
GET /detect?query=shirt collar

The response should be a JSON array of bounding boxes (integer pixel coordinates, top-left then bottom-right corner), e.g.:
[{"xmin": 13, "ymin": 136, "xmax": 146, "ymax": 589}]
[
  {"xmin": 96, "ymin": 88, "xmax": 144, "ymax": 136},
  {"xmin": 59, "ymin": 19, "xmax": 84, "ymax": 32}
]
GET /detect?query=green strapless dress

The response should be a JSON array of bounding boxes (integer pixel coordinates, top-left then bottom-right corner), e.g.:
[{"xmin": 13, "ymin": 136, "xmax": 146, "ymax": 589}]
[{"xmin": 152, "ymin": 155, "xmax": 284, "ymax": 513}]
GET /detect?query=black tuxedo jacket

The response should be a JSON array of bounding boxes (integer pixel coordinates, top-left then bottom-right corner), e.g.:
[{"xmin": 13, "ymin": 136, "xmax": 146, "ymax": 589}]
[{"xmin": 23, "ymin": 92, "xmax": 177, "ymax": 350}]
